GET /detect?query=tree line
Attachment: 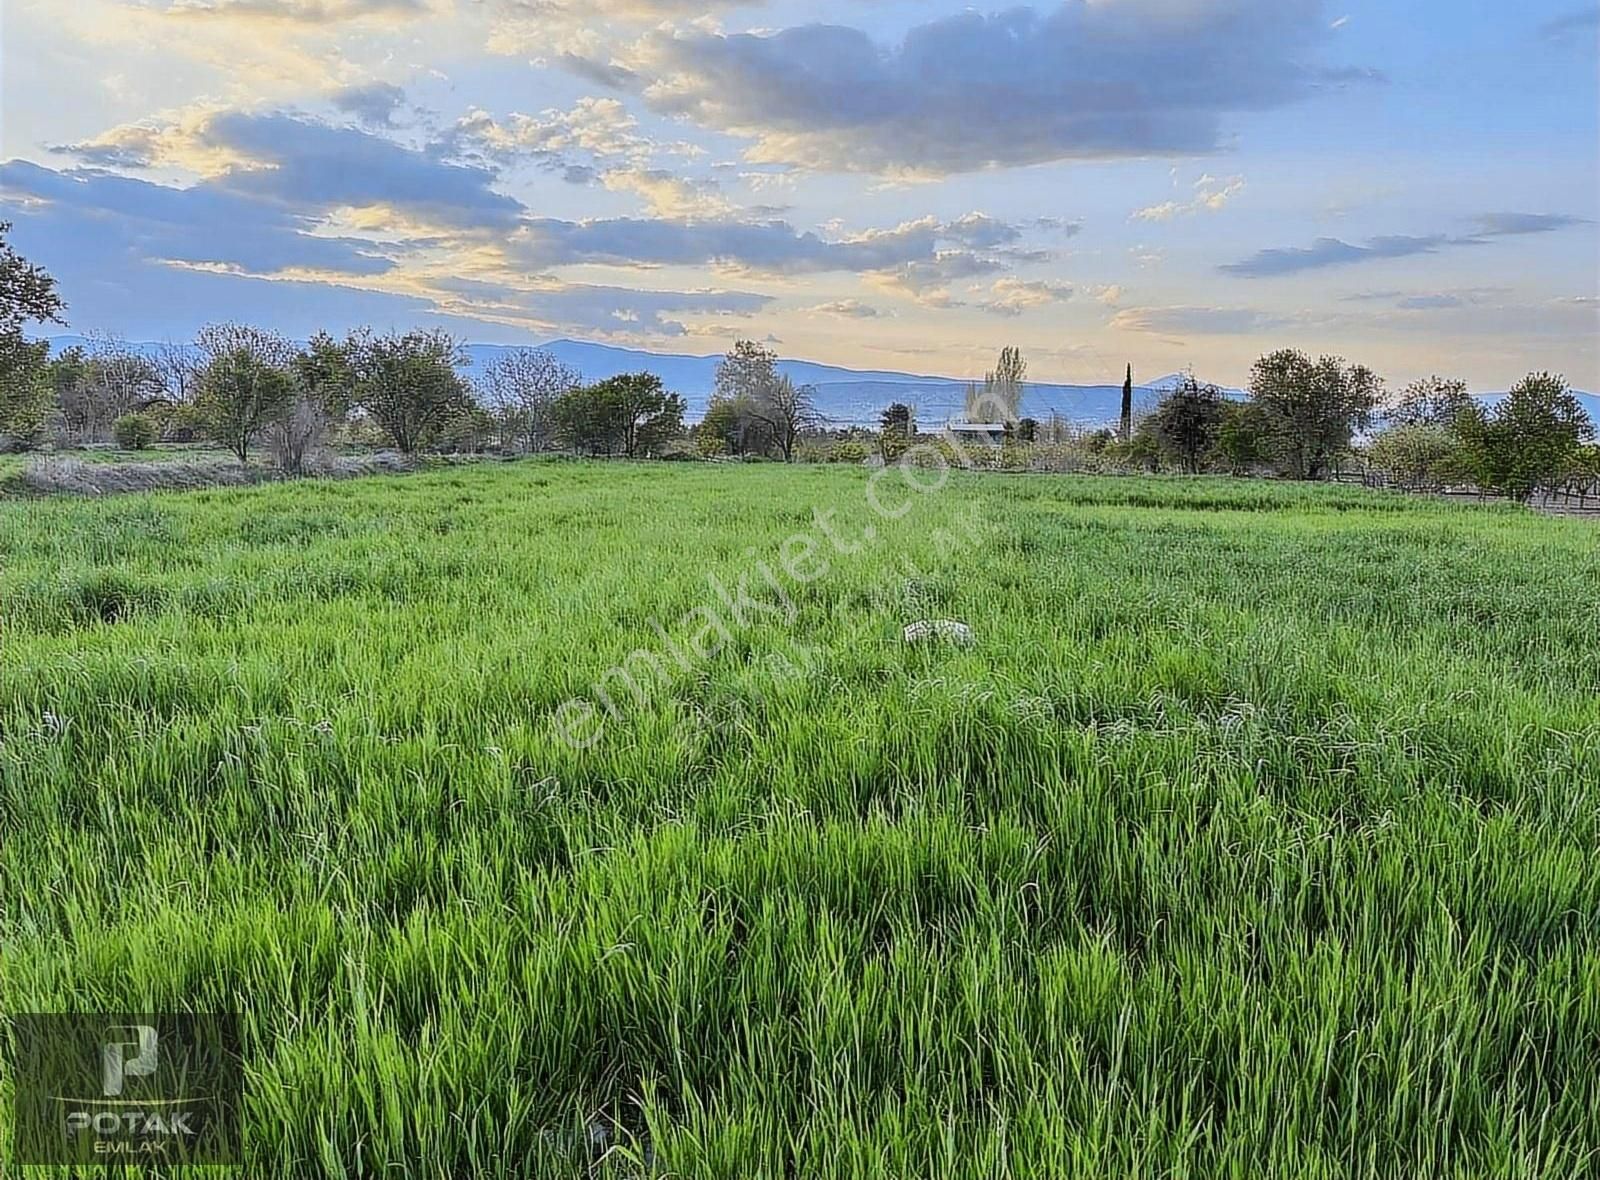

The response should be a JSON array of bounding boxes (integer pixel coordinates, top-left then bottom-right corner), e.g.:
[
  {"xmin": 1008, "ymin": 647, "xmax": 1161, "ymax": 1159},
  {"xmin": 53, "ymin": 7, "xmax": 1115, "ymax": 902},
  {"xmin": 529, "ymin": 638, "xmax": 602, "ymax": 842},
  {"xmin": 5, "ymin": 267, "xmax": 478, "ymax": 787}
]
[
  {"xmin": 0, "ymin": 226, "xmax": 834, "ymax": 467},
  {"xmin": 1130, "ymin": 358, "xmax": 1594, "ymax": 502},
  {"xmin": 2, "ymin": 223, "xmax": 1592, "ymax": 499}
]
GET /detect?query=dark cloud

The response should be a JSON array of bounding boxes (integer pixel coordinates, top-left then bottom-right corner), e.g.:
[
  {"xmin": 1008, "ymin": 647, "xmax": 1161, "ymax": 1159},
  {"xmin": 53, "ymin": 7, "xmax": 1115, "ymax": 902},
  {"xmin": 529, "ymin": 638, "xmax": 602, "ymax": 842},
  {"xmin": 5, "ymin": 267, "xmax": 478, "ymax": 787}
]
[
  {"xmin": 1473, "ymin": 212, "xmax": 1590, "ymax": 236},
  {"xmin": 1224, "ymin": 213, "xmax": 1589, "ymax": 277},
  {"xmin": 606, "ymin": 0, "xmax": 1344, "ymax": 174},
  {"xmin": 510, "ymin": 212, "xmax": 1026, "ymax": 279},
  {"xmin": 201, "ymin": 112, "xmax": 524, "ymax": 229},
  {"xmin": 0, "ymin": 159, "xmax": 394, "ymax": 277},
  {"xmin": 1221, "ymin": 234, "xmax": 1451, "ymax": 277},
  {"xmin": 332, "ymin": 82, "xmax": 408, "ymax": 129}
]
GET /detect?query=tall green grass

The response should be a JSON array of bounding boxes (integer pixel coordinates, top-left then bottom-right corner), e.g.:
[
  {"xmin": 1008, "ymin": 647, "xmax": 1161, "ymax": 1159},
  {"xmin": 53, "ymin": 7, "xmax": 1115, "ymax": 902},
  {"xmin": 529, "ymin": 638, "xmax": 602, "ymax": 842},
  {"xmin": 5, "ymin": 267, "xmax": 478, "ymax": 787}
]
[{"xmin": 2, "ymin": 462, "xmax": 1597, "ymax": 1177}]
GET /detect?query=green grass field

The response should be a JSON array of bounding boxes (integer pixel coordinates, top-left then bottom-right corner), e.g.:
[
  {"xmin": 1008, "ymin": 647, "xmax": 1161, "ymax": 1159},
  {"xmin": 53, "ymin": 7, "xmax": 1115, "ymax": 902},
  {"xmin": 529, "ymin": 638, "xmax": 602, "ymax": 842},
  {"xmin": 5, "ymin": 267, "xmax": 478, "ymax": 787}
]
[{"xmin": 3, "ymin": 461, "xmax": 1598, "ymax": 1177}]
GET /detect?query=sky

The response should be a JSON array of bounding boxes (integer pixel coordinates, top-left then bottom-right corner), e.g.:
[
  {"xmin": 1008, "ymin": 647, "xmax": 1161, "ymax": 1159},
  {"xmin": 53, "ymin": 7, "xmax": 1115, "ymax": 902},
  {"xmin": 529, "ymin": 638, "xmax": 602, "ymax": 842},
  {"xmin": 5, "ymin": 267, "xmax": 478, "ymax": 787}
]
[{"xmin": 1, "ymin": 0, "xmax": 1597, "ymax": 390}]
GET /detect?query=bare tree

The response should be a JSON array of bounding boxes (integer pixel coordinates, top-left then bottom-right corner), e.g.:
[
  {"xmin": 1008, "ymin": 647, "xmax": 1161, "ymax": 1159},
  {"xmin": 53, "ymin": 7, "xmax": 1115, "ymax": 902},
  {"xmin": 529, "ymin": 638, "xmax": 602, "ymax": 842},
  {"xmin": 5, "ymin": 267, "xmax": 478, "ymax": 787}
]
[
  {"xmin": 715, "ymin": 339, "xmax": 787, "ymax": 455},
  {"xmin": 983, "ymin": 346, "xmax": 1027, "ymax": 425},
  {"xmin": 265, "ymin": 397, "xmax": 333, "ymax": 475},
  {"xmin": 58, "ymin": 336, "xmax": 166, "ymax": 442},
  {"xmin": 745, "ymin": 375, "xmax": 821, "ymax": 463},
  {"xmin": 153, "ymin": 341, "xmax": 201, "ymax": 405},
  {"xmin": 477, "ymin": 348, "xmax": 579, "ymax": 453}
]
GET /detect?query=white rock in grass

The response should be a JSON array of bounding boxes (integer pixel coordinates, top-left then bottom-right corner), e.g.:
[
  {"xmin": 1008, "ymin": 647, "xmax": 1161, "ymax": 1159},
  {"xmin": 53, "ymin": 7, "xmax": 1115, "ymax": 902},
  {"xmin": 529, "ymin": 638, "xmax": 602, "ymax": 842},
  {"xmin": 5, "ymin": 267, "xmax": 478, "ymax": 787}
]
[{"xmin": 903, "ymin": 619, "xmax": 974, "ymax": 646}]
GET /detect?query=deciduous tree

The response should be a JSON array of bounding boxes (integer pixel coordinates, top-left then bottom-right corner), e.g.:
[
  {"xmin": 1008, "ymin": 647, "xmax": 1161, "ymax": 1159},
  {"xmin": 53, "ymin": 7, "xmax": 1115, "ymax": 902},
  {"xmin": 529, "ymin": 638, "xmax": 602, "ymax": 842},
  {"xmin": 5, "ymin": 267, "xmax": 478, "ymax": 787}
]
[
  {"xmin": 1457, "ymin": 372, "xmax": 1593, "ymax": 501},
  {"xmin": 1149, "ymin": 374, "xmax": 1225, "ymax": 473},
  {"xmin": 477, "ymin": 348, "xmax": 579, "ymax": 453},
  {"xmin": 194, "ymin": 324, "xmax": 296, "ymax": 463},
  {"xmin": 344, "ymin": 328, "xmax": 470, "ymax": 455},
  {"xmin": 1249, "ymin": 349, "xmax": 1382, "ymax": 480}
]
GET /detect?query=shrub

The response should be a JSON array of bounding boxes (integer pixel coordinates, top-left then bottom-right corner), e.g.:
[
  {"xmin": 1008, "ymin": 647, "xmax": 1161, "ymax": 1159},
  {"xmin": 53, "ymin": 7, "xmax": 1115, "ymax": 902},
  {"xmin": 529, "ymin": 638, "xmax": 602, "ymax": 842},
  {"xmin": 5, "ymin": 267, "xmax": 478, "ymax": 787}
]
[
  {"xmin": 112, "ymin": 412, "xmax": 158, "ymax": 450},
  {"xmin": 265, "ymin": 397, "xmax": 333, "ymax": 474},
  {"xmin": 1366, "ymin": 424, "xmax": 1463, "ymax": 490}
]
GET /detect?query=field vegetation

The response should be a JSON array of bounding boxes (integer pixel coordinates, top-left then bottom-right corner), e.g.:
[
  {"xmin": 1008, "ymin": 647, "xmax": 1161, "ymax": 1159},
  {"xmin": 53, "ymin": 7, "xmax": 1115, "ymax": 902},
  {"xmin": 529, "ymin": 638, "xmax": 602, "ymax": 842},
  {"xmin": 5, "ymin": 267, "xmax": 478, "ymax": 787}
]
[{"xmin": 3, "ymin": 461, "xmax": 1598, "ymax": 1177}]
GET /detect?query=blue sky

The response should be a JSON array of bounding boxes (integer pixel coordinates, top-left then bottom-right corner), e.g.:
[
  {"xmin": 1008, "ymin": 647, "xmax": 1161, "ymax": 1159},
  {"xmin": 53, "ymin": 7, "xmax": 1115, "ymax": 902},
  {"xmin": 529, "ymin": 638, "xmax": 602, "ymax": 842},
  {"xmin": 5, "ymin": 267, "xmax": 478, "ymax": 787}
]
[{"xmin": 1, "ymin": 0, "xmax": 1596, "ymax": 388}]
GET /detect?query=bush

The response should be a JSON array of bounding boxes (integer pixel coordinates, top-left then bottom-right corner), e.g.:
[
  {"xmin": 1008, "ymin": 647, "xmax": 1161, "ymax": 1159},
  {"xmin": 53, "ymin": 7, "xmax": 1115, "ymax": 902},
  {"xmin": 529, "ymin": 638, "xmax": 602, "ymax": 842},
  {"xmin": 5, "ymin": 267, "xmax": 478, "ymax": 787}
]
[
  {"xmin": 112, "ymin": 413, "xmax": 158, "ymax": 450},
  {"xmin": 266, "ymin": 397, "xmax": 332, "ymax": 475},
  {"xmin": 160, "ymin": 402, "xmax": 208, "ymax": 444},
  {"xmin": 1366, "ymin": 424, "xmax": 1464, "ymax": 490}
]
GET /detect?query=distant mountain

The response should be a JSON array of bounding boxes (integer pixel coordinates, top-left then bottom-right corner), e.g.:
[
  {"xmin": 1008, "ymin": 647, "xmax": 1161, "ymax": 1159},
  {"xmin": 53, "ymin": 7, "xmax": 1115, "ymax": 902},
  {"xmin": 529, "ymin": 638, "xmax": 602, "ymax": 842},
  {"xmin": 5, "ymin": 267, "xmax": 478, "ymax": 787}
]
[
  {"xmin": 41, "ymin": 334, "xmax": 1599, "ymax": 429},
  {"xmin": 462, "ymin": 343, "xmax": 1220, "ymax": 427}
]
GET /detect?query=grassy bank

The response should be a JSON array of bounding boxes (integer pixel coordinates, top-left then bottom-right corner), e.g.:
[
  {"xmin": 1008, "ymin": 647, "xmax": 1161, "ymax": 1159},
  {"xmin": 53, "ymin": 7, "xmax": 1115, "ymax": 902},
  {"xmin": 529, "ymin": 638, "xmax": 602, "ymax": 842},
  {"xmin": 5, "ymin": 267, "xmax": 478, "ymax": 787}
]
[{"xmin": 2, "ymin": 462, "xmax": 1597, "ymax": 1177}]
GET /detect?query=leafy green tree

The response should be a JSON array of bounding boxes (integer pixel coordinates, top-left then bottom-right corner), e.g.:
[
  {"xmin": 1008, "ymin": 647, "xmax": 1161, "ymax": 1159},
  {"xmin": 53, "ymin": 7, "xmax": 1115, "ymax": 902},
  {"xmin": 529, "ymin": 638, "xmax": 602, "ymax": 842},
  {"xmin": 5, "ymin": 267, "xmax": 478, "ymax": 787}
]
[
  {"xmin": 0, "ymin": 336, "xmax": 53, "ymax": 449},
  {"xmin": 1457, "ymin": 372, "xmax": 1594, "ymax": 501},
  {"xmin": 880, "ymin": 402, "xmax": 914, "ymax": 435},
  {"xmin": 878, "ymin": 402, "xmax": 914, "ymax": 462},
  {"xmin": 1388, "ymin": 375, "xmax": 1473, "ymax": 430},
  {"xmin": 699, "ymin": 394, "xmax": 747, "ymax": 456},
  {"xmin": 344, "ymin": 329, "xmax": 470, "ymax": 454},
  {"xmin": 1249, "ymin": 350, "xmax": 1382, "ymax": 479},
  {"xmin": 1366, "ymin": 424, "xmax": 1463, "ymax": 490},
  {"xmin": 1214, "ymin": 401, "xmax": 1269, "ymax": 475},
  {"xmin": 1149, "ymin": 375, "xmax": 1225, "ymax": 473},
  {"xmin": 194, "ymin": 324, "xmax": 296, "ymax": 463},
  {"xmin": 555, "ymin": 373, "xmax": 684, "ymax": 457},
  {"xmin": 0, "ymin": 223, "xmax": 65, "ymax": 450},
  {"xmin": 0, "ymin": 221, "xmax": 64, "ymax": 336},
  {"xmin": 294, "ymin": 331, "xmax": 357, "ymax": 418}
]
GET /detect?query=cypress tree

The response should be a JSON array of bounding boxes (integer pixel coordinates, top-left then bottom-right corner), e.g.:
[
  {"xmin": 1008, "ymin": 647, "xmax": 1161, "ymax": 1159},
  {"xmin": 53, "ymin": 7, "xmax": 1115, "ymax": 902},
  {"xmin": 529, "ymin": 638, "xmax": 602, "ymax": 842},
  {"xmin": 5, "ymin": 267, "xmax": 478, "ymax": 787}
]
[{"xmin": 1120, "ymin": 364, "xmax": 1134, "ymax": 442}]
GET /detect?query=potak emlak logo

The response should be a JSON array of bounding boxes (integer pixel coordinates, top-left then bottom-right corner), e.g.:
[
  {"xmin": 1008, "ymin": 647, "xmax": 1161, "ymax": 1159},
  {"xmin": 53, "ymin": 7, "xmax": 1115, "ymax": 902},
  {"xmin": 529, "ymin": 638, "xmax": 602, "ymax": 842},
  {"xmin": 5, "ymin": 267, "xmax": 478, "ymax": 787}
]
[{"xmin": 9, "ymin": 1012, "xmax": 242, "ymax": 1165}]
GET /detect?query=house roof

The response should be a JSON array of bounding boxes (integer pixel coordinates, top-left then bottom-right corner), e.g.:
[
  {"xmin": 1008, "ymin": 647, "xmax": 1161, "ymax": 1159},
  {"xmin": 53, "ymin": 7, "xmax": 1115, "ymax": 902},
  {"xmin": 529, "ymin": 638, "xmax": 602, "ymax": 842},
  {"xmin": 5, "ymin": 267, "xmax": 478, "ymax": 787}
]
[{"xmin": 946, "ymin": 422, "xmax": 1008, "ymax": 432}]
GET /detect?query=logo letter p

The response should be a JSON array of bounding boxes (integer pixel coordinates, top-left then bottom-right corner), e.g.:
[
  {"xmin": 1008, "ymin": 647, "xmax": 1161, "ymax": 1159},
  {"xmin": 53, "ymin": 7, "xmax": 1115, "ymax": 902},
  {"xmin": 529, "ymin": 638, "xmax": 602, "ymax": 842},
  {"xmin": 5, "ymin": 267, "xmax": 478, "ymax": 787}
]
[{"xmin": 101, "ymin": 1025, "xmax": 158, "ymax": 1096}]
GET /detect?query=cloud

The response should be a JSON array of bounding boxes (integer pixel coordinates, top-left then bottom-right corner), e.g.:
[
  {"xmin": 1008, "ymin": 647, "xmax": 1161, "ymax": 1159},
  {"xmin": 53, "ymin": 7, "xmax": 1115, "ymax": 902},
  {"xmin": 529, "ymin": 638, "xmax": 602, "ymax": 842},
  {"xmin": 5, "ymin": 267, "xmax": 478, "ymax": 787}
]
[
  {"xmin": 598, "ymin": 168, "xmax": 734, "ymax": 219},
  {"xmin": 1221, "ymin": 234, "xmax": 1451, "ymax": 277},
  {"xmin": 0, "ymin": 158, "xmax": 394, "ymax": 277},
  {"xmin": 1133, "ymin": 174, "xmax": 1246, "ymax": 222},
  {"xmin": 1473, "ymin": 212, "xmax": 1590, "ymax": 236},
  {"xmin": 601, "ymin": 1, "xmax": 1348, "ymax": 175},
  {"xmin": 510, "ymin": 212, "xmax": 1024, "ymax": 280},
  {"xmin": 445, "ymin": 98, "xmax": 655, "ymax": 167},
  {"xmin": 804, "ymin": 299, "xmax": 885, "ymax": 319},
  {"xmin": 1112, "ymin": 305, "xmax": 1289, "ymax": 335},
  {"xmin": 162, "ymin": 0, "xmax": 430, "ymax": 24},
  {"xmin": 1342, "ymin": 287, "xmax": 1507, "ymax": 310},
  {"xmin": 332, "ymin": 81, "xmax": 408, "ymax": 128},
  {"xmin": 54, "ymin": 105, "xmax": 238, "ymax": 172},
  {"xmin": 1540, "ymin": 6, "xmax": 1600, "ymax": 40},
  {"xmin": 426, "ymin": 275, "xmax": 773, "ymax": 339},
  {"xmin": 979, "ymin": 277, "xmax": 1073, "ymax": 317},
  {"xmin": 1223, "ymin": 212, "xmax": 1589, "ymax": 276},
  {"xmin": 199, "ymin": 111, "xmax": 525, "ymax": 229},
  {"xmin": 1, "ymin": 152, "xmax": 777, "ymax": 343}
]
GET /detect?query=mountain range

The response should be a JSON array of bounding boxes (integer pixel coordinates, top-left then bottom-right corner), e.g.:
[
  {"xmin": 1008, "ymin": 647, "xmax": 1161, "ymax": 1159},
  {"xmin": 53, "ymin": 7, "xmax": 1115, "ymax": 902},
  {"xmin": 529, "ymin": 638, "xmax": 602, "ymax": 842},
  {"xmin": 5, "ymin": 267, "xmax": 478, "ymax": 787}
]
[{"xmin": 44, "ymin": 335, "xmax": 1600, "ymax": 429}]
